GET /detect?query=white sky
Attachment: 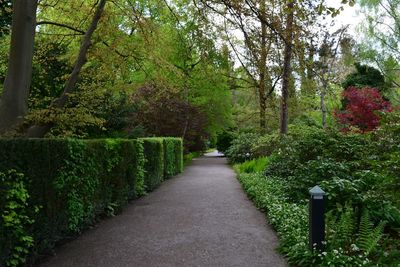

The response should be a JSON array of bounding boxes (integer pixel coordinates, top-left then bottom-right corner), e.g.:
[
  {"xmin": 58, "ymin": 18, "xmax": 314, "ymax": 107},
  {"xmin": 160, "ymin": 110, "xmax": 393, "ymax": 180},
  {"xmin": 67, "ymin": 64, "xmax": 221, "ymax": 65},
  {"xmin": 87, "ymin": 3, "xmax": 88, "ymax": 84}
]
[{"xmin": 326, "ymin": 0, "xmax": 364, "ymax": 35}]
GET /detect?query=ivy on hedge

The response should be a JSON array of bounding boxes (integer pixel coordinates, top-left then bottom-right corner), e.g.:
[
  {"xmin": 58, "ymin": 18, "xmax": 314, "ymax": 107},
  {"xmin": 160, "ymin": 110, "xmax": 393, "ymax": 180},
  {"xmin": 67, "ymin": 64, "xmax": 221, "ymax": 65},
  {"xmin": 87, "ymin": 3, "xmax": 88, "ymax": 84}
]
[
  {"xmin": 0, "ymin": 137, "xmax": 183, "ymax": 266},
  {"xmin": 0, "ymin": 170, "xmax": 36, "ymax": 267}
]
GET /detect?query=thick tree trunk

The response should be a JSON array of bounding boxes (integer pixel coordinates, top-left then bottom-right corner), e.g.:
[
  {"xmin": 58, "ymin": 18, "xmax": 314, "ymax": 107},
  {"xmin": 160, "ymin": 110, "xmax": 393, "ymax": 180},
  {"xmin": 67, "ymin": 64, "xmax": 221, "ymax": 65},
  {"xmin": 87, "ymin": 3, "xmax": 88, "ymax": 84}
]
[
  {"xmin": 280, "ymin": 0, "xmax": 294, "ymax": 135},
  {"xmin": 259, "ymin": 0, "xmax": 267, "ymax": 134},
  {"xmin": 0, "ymin": 0, "xmax": 37, "ymax": 134},
  {"xmin": 27, "ymin": 0, "xmax": 107, "ymax": 137}
]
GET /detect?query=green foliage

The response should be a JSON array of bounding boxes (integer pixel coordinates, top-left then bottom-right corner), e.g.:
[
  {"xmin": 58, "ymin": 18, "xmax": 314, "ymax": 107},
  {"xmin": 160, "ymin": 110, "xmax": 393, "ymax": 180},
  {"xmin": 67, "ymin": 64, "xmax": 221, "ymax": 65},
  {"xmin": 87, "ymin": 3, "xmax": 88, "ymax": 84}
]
[
  {"xmin": 0, "ymin": 0, "xmax": 12, "ymax": 37},
  {"xmin": 237, "ymin": 172, "xmax": 312, "ymax": 265},
  {"xmin": 163, "ymin": 138, "xmax": 184, "ymax": 178},
  {"xmin": 130, "ymin": 84, "xmax": 210, "ymax": 152},
  {"xmin": 358, "ymin": 0, "xmax": 400, "ymax": 95},
  {"xmin": 29, "ymin": 39, "xmax": 71, "ymax": 110},
  {"xmin": 0, "ymin": 137, "xmax": 183, "ymax": 266},
  {"xmin": 183, "ymin": 151, "xmax": 201, "ymax": 166},
  {"xmin": 235, "ymin": 157, "xmax": 269, "ymax": 174},
  {"xmin": 356, "ymin": 211, "xmax": 385, "ymax": 256},
  {"xmin": 141, "ymin": 138, "xmax": 164, "ymax": 191},
  {"xmin": 230, "ymin": 114, "xmax": 400, "ymax": 264},
  {"xmin": 251, "ymin": 133, "xmax": 283, "ymax": 158},
  {"xmin": 322, "ymin": 206, "xmax": 386, "ymax": 266},
  {"xmin": 225, "ymin": 132, "xmax": 259, "ymax": 163},
  {"xmin": 342, "ymin": 63, "xmax": 386, "ymax": 91},
  {"xmin": 237, "ymin": 171, "xmax": 389, "ymax": 266},
  {"xmin": 0, "ymin": 170, "xmax": 35, "ymax": 267},
  {"xmin": 216, "ymin": 130, "xmax": 235, "ymax": 153},
  {"xmin": 0, "ymin": 0, "xmax": 233, "ymax": 141},
  {"xmin": 250, "ymin": 122, "xmax": 400, "ymax": 264}
]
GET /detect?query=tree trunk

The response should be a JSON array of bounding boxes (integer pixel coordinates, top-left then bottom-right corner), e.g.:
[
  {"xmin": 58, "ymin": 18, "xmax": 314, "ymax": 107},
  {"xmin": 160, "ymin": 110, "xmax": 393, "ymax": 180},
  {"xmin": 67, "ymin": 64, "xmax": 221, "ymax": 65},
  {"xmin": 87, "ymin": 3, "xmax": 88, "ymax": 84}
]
[
  {"xmin": 181, "ymin": 70, "xmax": 190, "ymax": 140},
  {"xmin": 280, "ymin": 0, "xmax": 294, "ymax": 135},
  {"xmin": 0, "ymin": 0, "xmax": 37, "ymax": 134},
  {"xmin": 321, "ymin": 83, "xmax": 327, "ymax": 128},
  {"xmin": 259, "ymin": 0, "xmax": 267, "ymax": 134},
  {"xmin": 27, "ymin": 0, "xmax": 107, "ymax": 137}
]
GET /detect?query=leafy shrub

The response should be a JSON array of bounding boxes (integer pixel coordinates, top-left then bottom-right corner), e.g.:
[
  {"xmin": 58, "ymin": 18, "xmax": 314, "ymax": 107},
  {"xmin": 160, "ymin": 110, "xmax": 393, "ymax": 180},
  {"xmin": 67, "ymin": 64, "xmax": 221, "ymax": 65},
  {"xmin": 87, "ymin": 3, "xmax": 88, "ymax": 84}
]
[
  {"xmin": 183, "ymin": 151, "xmax": 201, "ymax": 166},
  {"xmin": 251, "ymin": 124, "xmax": 323, "ymax": 159},
  {"xmin": 334, "ymin": 87, "xmax": 392, "ymax": 132},
  {"xmin": 0, "ymin": 170, "xmax": 35, "ymax": 267},
  {"xmin": 342, "ymin": 63, "xmax": 386, "ymax": 91},
  {"xmin": 264, "ymin": 125, "xmax": 400, "ymax": 222},
  {"xmin": 0, "ymin": 137, "xmax": 183, "ymax": 266},
  {"xmin": 235, "ymin": 157, "xmax": 269, "ymax": 173},
  {"xmin": 216, "ymin": 130, "xmax": 235, "ymax": 153},
  {"xmin": 225, "ymin": 132, "xmax": 259, "ymax": 163},
  {"xmin": 322, "ymin": 206, "xmax": 386, "ymax": 266},
  {"xmin": 237, "ymin": 172, "xmax": 312, "ymax": 265},
  {"xmin": 131, "ymin": 84, "xmax": 209, "ymax": 152},
  {"xmin": 237, "ymin": 172, "xmax": 389, "ymax": 266},
  {"xmin": 251, "ymin": 133, "xmax": 282, "ymax": 157},
  {"xmin": 258, "ymin": 123, "xmax": 400, "ymax": 264}
]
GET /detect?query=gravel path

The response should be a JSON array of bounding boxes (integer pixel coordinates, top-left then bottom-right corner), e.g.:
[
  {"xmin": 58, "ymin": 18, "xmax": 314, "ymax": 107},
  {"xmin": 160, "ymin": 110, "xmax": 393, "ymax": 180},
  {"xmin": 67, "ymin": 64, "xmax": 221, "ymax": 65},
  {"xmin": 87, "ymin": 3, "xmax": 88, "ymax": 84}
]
[{"xmin": 38, "ymin": 151, "xmax": 287, "ymax": 267}]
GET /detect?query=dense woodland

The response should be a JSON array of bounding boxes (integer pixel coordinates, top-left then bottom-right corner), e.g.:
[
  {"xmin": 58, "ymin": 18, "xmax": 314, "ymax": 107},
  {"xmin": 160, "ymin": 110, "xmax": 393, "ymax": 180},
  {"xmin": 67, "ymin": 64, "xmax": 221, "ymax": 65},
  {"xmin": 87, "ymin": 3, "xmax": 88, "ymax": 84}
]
[{"xmin": 1, "ymin": 0, "xmax": 400, "ymax": 266}]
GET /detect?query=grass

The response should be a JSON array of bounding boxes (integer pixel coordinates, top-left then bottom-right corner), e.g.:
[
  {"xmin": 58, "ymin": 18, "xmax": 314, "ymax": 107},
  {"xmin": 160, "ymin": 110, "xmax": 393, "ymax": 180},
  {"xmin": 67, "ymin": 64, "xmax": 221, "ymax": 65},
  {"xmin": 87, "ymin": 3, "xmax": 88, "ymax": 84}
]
[{"xmin": 234, "ymin": 157, "xmax": 269, "ymax": 173}]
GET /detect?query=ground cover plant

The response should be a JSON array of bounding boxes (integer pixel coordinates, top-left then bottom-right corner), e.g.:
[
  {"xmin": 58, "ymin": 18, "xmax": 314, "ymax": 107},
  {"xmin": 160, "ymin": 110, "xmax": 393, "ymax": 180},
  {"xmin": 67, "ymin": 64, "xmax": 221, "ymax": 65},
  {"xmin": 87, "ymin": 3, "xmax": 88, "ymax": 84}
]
[{"xmin": 232, "ymin": 113, "xmax": 400, "ymax": 266}]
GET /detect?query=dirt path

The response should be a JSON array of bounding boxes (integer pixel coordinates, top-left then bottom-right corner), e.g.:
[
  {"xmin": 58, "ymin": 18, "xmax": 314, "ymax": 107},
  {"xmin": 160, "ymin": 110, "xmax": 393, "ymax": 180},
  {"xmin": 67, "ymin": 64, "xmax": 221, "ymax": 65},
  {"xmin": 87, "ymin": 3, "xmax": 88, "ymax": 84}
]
[{"xmin": 38, "ymin": 151, "xmax": 287, "ymax": 267}]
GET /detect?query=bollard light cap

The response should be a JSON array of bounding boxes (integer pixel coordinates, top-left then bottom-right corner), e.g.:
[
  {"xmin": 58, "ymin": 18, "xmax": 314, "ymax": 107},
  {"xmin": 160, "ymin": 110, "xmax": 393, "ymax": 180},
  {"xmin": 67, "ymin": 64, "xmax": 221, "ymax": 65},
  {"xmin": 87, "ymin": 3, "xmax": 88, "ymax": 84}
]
[{"xmin": 309, "ymin": 185, "xmax": 325, "ymax": 197}]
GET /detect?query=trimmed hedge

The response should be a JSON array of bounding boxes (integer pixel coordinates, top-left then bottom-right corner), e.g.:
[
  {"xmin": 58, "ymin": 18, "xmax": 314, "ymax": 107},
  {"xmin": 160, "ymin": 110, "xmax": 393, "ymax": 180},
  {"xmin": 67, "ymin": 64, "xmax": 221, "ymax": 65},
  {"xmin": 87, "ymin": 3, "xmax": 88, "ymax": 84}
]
[
  {"xmin": 163, "ymin": 137, "xmax": 183, "ymax": 178},
  {"xmin": 0, "ymin": 137, "xmax": 183, "ymax": 267},
  {"xmin": 141, "ymin": 138, "xmax": 164, "ymax": 191}
]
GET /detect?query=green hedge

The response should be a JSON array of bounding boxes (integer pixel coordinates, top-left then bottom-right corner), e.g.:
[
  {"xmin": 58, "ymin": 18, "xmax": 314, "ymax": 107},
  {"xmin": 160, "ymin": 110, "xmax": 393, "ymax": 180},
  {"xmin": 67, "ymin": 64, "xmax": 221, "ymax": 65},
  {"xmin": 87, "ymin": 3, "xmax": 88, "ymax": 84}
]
[
  {"xmin": 0, "ymin": 137, "xmax": 183, "ymax": 267},
  {"xmin": 163, "ymin": 137, "xmax": 183, "ymax": 178},
  {"xmin": 141, "ymin": 138, "xmax": 164, "ymax": 191}
]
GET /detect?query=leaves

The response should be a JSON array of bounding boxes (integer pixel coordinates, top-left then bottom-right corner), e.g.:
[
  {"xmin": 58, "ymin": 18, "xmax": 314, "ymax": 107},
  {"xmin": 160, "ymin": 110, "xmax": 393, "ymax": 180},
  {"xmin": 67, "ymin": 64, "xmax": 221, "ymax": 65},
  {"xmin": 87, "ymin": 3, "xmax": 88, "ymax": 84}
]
[
  {"xmin": 0, "ymin": 170, "xmax": 36, "ymax": 267},
  {"xmin": 334, "ymin": 87, "xmax": 392, "ymax": 132}
]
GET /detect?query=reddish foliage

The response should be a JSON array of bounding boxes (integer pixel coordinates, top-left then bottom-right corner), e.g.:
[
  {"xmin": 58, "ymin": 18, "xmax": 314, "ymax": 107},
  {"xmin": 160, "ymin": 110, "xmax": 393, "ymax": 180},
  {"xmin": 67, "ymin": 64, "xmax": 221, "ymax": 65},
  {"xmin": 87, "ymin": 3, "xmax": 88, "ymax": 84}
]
[
  {"xmin": 334, "ymin": 87, "xmax": 392, "ymax": 132},
  {"xmin": 128, "ymin": 84, "xmax": 209, "ymax": 151}
]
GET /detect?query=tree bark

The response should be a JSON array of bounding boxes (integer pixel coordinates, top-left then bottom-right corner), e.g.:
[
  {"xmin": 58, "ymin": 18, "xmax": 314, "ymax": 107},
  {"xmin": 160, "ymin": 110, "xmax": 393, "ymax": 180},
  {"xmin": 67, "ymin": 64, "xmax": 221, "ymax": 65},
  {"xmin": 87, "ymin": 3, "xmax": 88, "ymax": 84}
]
[
  {"xmin": 259, "ymin": 0, "xmax": 267, "ymax": 134},
  {"xmin": 320, "ymin": 88, "xmax": 327, "ymax": 128},
  {"xmin": 27, "ymin": 0, "xmax": 107, "ymax": 137},
  {"xmin": 280, "ymin": 0, "xmax": 294, "ymax": 135},
  {"xmin": 0, "ymin": 0, "xmax": 37, "ymax": 134}
]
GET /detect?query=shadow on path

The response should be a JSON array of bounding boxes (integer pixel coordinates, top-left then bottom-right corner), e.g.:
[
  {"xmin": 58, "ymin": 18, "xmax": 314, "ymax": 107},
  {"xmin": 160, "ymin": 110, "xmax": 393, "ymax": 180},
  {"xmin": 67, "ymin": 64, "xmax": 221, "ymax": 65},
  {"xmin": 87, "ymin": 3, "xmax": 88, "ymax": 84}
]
[{"xmin": 38, "ymin": 151, "xmax": 287, "ymax": 267}]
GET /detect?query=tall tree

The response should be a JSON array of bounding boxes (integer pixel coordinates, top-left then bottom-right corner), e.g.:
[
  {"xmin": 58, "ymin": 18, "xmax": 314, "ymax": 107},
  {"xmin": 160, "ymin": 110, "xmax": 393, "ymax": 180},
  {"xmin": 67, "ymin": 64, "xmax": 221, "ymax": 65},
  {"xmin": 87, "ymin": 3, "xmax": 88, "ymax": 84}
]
[
  {"xmin": 259, "ymin": 0, "xmax": 268, "ymax": 133},
  {"xmin": 0, "ymin": 0, "xmax": 37, "ymax": 133},
  {"xmin": 315, "ymin": 27, "xmax": 350, "ymax": 128},
  {"xmin": 27, "ymin": 0, "xmax": 107, "ymax": 137},
  {"xmin": 199, "ymin": 0, "xmax": 283, "ymax": 133},
  {"xmin": 279, "ymin": 0, "xmax": 294, "ymax": 134},
  {"xmin": 359, "ymin": 0, "xmax": 400, "ymax": 91}
]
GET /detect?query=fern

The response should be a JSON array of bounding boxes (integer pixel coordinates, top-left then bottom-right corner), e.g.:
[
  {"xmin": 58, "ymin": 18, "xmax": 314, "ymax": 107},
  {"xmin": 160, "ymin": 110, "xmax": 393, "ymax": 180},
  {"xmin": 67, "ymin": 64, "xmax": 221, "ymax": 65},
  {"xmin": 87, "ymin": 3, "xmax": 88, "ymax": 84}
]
[
  {"xmin": 337, "ymin": 207, "xmax": 355, "ymax": 245},
  {"xmin": 356, "ymin": 211, "xmax": 386, "ymax": 256},
  {"xmin": 326, "ymin": 205, "xmax": 355, "ymax": 248}
]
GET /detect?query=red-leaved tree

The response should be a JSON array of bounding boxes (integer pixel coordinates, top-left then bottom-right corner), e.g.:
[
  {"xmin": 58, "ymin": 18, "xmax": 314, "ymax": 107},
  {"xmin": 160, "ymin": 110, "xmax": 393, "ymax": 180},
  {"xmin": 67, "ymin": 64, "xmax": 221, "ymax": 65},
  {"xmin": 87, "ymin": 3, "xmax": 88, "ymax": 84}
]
[{"xmin": 334, "ymin": 87, "xmax": 392, "ymax": 132}]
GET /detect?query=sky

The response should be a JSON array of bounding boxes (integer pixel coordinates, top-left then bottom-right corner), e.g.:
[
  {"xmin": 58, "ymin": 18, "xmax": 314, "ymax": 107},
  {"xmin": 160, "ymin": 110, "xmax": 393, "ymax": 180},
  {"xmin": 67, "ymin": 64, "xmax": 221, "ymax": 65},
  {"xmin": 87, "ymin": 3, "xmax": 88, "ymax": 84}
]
[{"xmin": 326, "ymin": 0, "xmax": 364, "ymax": 35}]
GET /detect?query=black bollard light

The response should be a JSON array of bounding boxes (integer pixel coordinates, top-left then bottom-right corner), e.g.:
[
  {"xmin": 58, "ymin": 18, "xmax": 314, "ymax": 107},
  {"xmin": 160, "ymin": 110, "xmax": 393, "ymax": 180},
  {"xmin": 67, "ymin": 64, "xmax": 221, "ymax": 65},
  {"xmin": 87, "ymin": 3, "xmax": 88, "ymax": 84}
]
[{"xmin": 309, "ymin": 185, "xmax": 326, "ymax": 251}]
